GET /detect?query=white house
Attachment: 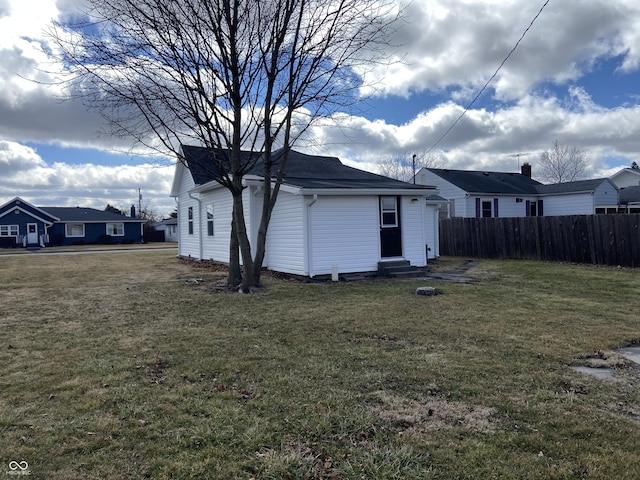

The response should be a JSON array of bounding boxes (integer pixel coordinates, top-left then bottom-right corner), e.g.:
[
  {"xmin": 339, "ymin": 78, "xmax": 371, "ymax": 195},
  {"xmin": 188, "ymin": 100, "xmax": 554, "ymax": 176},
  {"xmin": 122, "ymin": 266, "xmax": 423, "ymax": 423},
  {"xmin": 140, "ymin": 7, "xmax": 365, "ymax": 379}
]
[
  {"xmin": 154, "ymin": 218, "xmax": 179, "ymax": 242},
  {"xmin": 170, "ymin": 146, "xmax": 444, "ymax": 278},
  {"xmin": 414, "ymin": 163, "xmax": 619, "ymax": 218},
  {"xmin": 610, "ymin": 165, "xmax": 640, "ymax": 213}
]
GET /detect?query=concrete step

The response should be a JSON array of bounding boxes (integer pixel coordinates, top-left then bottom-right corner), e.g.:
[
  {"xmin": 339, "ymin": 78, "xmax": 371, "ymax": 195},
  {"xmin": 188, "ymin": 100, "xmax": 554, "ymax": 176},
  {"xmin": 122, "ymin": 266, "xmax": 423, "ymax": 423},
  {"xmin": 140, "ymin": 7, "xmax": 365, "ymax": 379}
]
[{"xmin": 378, "ymin": 261, "xmax": 422, "ymax": 278}]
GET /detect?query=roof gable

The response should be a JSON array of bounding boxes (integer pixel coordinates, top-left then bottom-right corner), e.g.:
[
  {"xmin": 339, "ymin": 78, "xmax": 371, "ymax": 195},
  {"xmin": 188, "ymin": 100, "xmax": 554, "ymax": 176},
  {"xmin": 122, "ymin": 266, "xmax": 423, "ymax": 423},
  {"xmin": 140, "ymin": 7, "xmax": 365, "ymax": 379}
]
[
  {"xmin": 0, "ymin": 197, "xmax": 59, "ymax": 224},
  {"xmin": 609, "ymin": 167, "xmax": 640, "ymax": 188}
]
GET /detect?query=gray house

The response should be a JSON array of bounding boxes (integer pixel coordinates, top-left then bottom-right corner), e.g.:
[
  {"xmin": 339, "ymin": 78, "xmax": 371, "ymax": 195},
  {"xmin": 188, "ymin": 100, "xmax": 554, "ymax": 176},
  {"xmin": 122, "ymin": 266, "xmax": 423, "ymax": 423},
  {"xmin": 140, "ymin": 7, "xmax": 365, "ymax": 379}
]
[{"xmin": 414, "ymin": 164, "xmax": 619, "ymax": 218}]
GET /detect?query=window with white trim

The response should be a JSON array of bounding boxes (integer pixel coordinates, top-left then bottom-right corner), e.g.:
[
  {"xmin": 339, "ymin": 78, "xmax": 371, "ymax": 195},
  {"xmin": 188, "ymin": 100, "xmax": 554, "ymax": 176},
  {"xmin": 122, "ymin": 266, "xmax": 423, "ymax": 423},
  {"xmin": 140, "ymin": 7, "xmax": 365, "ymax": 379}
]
[
  {"xmin": 188, "ymin": 206, "xmax": 194, "ymax": 235},
  {"xmin": 206, "ymin": 204, "xmax": 214, "ymax": 236},
  {"xmin": 66, "ymin": 223, "xmax": 85, "ymax": 237},
  {"xmin": 106, "ymin": 223, "xmax": 125, "ymax": 236},
  {"xmin": 0, "ymin": 225, "xmax": 19, "ymax": 237},
  {"xmin": 380, "ymin": 197, "xmax": 398, "ymax": 227}
]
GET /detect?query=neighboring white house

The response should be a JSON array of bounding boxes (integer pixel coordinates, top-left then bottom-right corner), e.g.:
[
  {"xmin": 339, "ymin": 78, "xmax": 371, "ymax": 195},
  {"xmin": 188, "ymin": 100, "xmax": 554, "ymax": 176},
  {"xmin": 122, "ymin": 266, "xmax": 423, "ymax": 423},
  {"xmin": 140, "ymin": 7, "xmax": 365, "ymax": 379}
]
[
  {"xmin": 609, "ymin": 165, "xmax": 640, "ymax": 189},
  {"xmin": 154, "ymin": 218, "xmax": 179, "ymax": 242},
  {"xmin": 414, "ymin": 163, "xmax": 619, "ymax": 218},
  {"xmin": 610, "ymin": 165, "xmax": 640, "ymax": 213},
  {"xmin": 170, "ymin": 146, "xmax": 445, "ymax": 278}
]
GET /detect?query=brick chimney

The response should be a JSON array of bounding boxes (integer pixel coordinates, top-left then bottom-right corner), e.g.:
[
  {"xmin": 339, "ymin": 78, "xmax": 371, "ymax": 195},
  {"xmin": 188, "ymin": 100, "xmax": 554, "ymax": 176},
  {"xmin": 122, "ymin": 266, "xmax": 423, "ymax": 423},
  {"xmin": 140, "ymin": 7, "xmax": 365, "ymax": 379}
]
[{"xmin": 521, "ymin": 162, "xmax": 532, "ymax": 178}]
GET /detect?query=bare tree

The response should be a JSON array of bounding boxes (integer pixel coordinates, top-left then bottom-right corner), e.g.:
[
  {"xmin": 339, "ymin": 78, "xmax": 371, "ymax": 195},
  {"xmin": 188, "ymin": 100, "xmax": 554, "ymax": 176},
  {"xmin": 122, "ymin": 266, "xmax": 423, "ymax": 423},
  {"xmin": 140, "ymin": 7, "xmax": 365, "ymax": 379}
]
[
  {"xmin": 377, "ymin": 151, "xmax": 446, "ymax": 182},
  {"xmin": 539, "ymin": 140, "xmax": 588, "ymax": 183},
  {"xmin": 49, "ymin": 0, "xmax": 399, "ymax": 290}
]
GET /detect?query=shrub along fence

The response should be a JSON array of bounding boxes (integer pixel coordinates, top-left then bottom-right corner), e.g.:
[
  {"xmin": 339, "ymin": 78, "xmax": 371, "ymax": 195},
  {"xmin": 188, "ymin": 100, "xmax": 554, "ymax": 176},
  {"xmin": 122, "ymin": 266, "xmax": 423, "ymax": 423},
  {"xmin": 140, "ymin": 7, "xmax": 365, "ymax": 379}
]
[{"xmin": 439, "ymin": 214, "xmax": 640, "ymax": 267}]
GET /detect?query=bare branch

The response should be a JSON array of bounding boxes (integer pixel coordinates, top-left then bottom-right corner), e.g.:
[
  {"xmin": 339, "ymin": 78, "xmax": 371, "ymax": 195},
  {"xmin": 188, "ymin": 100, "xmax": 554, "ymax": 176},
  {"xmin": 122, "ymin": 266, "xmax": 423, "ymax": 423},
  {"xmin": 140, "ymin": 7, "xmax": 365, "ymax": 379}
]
[{"xmin": 538, "ymin": 139, "xmax": 588, "ymax": 183}]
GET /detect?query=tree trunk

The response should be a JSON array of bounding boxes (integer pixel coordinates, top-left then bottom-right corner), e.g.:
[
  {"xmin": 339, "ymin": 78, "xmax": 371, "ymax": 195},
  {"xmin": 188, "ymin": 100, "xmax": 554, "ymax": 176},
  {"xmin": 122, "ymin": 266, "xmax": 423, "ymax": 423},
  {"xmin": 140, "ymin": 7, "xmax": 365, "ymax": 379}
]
[
  {"xmin": 227, "ymin": 217, "xmax": 242, "ymax": 287},
  {"xmin": 231, "ymin": 189, "xmax": 256, "ymax": 291},
  {"xmin": 252, "ymin": 181, "xmax": 273, "ymax": 285}
]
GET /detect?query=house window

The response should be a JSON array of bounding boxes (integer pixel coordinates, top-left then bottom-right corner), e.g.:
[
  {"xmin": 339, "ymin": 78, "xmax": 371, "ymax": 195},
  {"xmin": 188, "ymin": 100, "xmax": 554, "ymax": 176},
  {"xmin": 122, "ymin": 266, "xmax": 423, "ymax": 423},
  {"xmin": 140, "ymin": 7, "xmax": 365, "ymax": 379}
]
[
  {"xmin": 516, "ymin": 198, "xmax": 523, "ymax": 203},
  {"xmin": 481, "ymin": 200, "xmax": 492, "ymax": 218},
  {"xmin": 206, "ymin": 204, "xmax": 214, "ymax": 236},
  {"xmin": 66, "ymin": 223, "xmax": 85, "ymax": 237},
  {"xmin": 0, "ymin": 225, "xmax": 19, "ymax": 237},
  {"xmin": 188, "ymin": 206, "xmax": 194, "ymax": 235},
  {"xmin": 106, "ymin": 223, "xmax": 125, "ymax": 236},
  {"xmin": 380, "ymin": 197, "xmax": 398, "ymax": 227}
]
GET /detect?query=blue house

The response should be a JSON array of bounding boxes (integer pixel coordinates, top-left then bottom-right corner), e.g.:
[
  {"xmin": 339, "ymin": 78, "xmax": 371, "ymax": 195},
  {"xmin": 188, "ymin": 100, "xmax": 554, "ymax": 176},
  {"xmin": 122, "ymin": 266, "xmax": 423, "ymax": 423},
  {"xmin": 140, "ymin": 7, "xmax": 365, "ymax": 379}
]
[{"xmin": 0, "ymin": 197, "xmax": 145, "ymax": 248}]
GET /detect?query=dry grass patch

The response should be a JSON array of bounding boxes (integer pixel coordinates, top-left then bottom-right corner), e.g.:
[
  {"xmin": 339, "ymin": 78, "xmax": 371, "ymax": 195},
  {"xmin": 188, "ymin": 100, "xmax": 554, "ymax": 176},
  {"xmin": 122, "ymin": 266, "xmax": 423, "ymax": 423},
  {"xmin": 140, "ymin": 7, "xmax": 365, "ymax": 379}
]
[{"xmin": 372, "ymin": 390, "xmax": 501, "ymax": 441}]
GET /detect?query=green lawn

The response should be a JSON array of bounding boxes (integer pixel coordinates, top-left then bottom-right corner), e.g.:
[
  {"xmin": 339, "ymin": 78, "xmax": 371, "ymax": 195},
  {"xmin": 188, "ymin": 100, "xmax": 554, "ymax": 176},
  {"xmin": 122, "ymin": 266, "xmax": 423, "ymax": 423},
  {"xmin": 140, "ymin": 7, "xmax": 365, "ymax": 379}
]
[{"xmin": 1, "ymin": 251, "xmax": 640, "ymax": 479}]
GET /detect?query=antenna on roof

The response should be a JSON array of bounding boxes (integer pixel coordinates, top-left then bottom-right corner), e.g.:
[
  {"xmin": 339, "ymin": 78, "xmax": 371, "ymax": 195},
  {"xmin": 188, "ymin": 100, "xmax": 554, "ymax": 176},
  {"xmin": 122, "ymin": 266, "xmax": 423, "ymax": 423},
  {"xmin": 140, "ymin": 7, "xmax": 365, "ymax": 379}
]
[{"xmin": 504, "ymin": 152, "xmax": 535, "ymax": 170}]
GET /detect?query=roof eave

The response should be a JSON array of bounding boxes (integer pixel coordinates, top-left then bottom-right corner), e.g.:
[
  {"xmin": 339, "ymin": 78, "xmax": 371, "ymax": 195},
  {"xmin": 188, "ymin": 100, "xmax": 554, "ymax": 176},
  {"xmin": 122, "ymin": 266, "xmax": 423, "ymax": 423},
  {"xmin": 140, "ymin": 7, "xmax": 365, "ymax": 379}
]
[{"xmin": 298, "ymin": 187, "xmax": 438, "ymax": 196}]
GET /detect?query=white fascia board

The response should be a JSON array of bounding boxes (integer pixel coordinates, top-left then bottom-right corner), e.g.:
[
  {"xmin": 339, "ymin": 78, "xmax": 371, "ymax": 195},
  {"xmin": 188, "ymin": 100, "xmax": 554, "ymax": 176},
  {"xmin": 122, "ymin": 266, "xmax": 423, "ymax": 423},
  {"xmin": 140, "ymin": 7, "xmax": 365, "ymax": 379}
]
[
  {"xmin": 190, "ymin": 179, "xmax": 226, "ymax": 194},
  {"xmin": 298, "ymin": 188, "xmax": 438, "ymax": 196}
]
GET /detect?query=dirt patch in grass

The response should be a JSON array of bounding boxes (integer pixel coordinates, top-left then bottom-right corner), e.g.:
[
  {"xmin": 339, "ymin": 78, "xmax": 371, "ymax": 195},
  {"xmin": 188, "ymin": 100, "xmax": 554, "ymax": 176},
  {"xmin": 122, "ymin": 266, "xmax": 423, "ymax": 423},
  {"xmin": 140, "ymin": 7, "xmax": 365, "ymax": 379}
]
[
  {"xmin": 371, "ymin": 390, "xmax": 501, "ymax": 442},
  {"xmin": 572, "ymin": 350, "xmax": 631, "ymax": 369}
]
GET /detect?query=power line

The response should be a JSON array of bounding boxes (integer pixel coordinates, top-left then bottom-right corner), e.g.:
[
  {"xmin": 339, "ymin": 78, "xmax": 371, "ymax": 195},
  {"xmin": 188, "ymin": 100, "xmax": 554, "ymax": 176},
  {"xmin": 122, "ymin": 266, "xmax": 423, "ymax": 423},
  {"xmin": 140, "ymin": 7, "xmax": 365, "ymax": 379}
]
[{"xmin": 425, "ymin": 0, "xmax": 552, "ymax": 155}]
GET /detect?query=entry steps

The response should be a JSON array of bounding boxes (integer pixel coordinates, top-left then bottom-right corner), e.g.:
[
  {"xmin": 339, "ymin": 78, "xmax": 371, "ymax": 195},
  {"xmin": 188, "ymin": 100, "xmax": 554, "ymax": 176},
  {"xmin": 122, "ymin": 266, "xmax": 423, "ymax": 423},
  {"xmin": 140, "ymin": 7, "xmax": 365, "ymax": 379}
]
[{"xmin": 377, "ymin": 260, "xmax": 423, "ymax": 278}]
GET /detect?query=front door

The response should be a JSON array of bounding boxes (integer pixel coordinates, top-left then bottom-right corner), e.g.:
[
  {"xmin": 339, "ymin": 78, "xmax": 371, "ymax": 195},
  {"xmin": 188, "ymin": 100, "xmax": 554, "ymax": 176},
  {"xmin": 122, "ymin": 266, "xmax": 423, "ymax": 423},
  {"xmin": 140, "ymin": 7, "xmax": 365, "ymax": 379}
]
[
  {"xmin": 26, "ymin": 223, "xmax": 38, "ymax": 244},
  {"xmin": 380, "ymin": 196, "xmax": 402, "ymax": 257}
]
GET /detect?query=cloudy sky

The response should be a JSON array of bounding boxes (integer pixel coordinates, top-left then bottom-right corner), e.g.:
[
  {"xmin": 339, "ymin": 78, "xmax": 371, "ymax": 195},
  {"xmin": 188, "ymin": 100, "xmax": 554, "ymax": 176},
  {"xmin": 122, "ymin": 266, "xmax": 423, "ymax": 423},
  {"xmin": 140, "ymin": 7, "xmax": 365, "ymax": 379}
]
[{"xmin": 2, "ymin": 0, "xmax": 640, "ymax": 217}]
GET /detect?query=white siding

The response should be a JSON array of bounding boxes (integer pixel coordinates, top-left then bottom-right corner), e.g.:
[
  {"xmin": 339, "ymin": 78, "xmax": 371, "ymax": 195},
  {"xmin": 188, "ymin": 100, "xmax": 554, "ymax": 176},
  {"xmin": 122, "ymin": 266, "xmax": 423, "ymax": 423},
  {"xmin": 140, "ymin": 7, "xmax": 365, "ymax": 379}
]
[
  {"xmin": 425, "ymin": 203, "xmax": 440, "ymax": 259},
  {"xmin": 611, "ymin": 170, "xmax": 640, "ymax": 189},
  {"xmin": 177, "ymin": 170, "xmax": 200, "ymax": 258},
  {"xmin": 543, "ymin": 193, "xmax": 594, "ymax": 216},
  {"xmin": 497, "ymin": 197, "xmax": 528, "ymax": 217},
  {"xmin": 200, "ymin": 188, "xmax": 234, "ymax": 262},
  {"xmin": 594, "ymin": 181, "xmax": 618, "ymax": 207},
  {"xmin": 401, "ymin": 196, "xmax": 427, "ymax": 266},
  {"xmin": 264, "ymin": 191, "xmax": 306, "ymax": 275},
  {"xmin": 416, "ymin": 172, "xmax": 469, "ymax": 217},
  {"xmin": 309, "ymin": 196, "xmax": 380, "ymax": 276}
]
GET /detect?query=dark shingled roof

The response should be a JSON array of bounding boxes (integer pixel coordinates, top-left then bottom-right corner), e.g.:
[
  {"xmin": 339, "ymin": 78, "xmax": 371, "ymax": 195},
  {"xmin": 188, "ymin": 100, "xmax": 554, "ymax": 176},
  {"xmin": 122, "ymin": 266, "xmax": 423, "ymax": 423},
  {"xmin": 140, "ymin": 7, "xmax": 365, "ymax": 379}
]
[
  {"xmin": 181, "ymin": 145, "xmax": 433, "ymax": 191},
  {"xmin": 427, "ymin": 168, "xmax": 614, "ymax": 196},
  {"xmin": 41, "ymin": 207, "xmax": 144, "ymax": 223},
  {"xmin": 426, "ymin": 168, "xmax": 543, "ymax": 195},
  {"xmin": 535, "ymin": 178, "xmax": 612, "ymax": 195},
  {"xmin": 620, "ymin": 185, "xmax": 640, "ymax": 204}
]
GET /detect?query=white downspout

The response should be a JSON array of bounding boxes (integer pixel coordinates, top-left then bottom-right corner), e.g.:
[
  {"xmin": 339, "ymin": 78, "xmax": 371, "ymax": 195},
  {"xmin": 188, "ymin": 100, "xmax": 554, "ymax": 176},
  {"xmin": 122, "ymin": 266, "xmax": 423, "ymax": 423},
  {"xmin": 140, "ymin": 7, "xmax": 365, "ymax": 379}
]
[
  {"xmin": 174, "ymin": 197, "xmax": 180, "ymax": 256},
  {"xmin": 306, "ymin": 194, "xmax": 318, "ymax": 277}
]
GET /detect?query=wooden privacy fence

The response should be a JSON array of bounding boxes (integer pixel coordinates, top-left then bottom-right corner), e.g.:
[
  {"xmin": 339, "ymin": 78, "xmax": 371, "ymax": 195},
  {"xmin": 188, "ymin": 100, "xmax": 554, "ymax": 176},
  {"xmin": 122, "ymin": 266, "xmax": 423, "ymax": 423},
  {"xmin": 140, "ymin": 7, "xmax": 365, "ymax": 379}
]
[{"xmin": 439, "ymin": 214, "xmax": 640, "ymax": 267}]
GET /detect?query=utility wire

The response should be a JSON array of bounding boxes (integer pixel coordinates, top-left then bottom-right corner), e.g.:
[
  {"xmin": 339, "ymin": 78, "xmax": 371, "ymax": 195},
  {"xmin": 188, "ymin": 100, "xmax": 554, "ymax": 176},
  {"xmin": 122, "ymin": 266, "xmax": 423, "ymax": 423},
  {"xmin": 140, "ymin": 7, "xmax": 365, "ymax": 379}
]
[{"xmin": 425, "ymin": 0, "xmax": 551, "ymax": 155}]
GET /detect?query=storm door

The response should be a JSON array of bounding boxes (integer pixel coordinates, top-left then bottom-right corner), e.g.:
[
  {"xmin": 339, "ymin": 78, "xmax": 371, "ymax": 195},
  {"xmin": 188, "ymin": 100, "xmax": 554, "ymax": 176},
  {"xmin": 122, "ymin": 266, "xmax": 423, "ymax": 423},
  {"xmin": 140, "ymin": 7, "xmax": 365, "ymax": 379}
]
[
  {"xmin": 379, "ymin": 196, "xmax": 402, "ymax": 257},
  {"xmin": 26, "ymin": 223, "xmax": 38, "ymax": 244}
]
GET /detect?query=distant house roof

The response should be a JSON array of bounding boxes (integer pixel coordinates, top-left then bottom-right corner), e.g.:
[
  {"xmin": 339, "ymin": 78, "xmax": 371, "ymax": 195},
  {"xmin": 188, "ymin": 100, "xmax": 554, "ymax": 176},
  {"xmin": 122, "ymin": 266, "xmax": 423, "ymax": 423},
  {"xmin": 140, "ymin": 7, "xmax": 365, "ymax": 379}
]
[
  {"xmin": 181, "ymin": 145, "xmax": 436, "ymax": 192},
  {"xmin": 155, "ymin": 217, "xmax": 178, "ymax": 226},
  {"xmin": 426, "ymin": 168, "xmax": 615, "ymax": 196},
  {"xmin": 41, "ymin": 207, "xmax": 145, "ymax": 223},
  {"xmin": 425, "ymin": 168, "xmax": 543, "ymax": 195},
  {"xmin": 619, "ymin": 185, "xmax": 640, "ymax": 205},
  {"xmin": 534, "ymin": 178, "xmax": 615, "ymax": 195}
]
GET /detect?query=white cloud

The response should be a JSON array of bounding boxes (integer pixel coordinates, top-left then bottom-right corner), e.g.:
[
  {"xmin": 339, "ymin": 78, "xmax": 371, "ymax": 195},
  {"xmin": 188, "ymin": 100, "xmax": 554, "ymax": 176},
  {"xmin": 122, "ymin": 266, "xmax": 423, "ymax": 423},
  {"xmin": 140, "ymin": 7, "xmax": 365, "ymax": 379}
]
[{"xmin": 362, "ymin": 0, "xmax": 640, "ymax": 102}]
